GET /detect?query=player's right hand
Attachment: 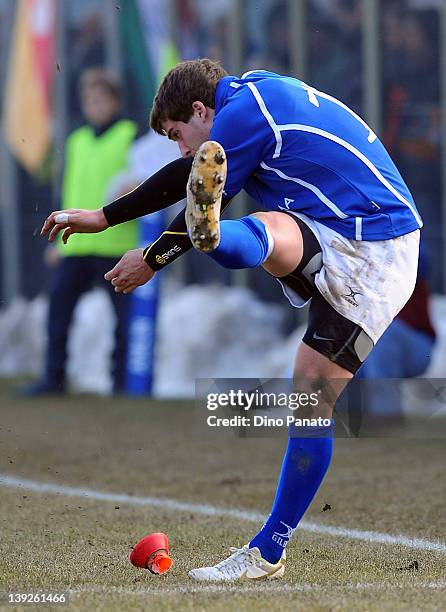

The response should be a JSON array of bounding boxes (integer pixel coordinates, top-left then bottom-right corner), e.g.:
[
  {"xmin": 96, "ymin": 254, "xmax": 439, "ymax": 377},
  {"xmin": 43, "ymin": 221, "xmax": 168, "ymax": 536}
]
[
  {"xmin": 41, "ymin": 208, "xmax": 109, "ymax": 244},
  {"xmin": 104, "ymin": 248, "xmax": 155, "ymax": 294}
]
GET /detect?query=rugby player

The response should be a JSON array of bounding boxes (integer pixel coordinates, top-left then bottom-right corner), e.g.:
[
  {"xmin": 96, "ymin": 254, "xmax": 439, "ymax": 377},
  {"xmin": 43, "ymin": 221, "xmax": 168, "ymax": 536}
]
[{"xmin": 42, "ymin": 59, "xmax": 422, "ymax": 581}]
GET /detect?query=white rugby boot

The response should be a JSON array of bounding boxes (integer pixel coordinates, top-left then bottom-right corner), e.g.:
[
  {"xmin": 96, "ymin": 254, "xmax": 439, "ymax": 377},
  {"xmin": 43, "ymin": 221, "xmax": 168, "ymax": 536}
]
[
  {"xmin": 188, "ymin": 545, "xmax": 286, "ymax": 581},
  {"xmin": 186, "ymin": 140, "xmax": 227, "ymax": 252}
]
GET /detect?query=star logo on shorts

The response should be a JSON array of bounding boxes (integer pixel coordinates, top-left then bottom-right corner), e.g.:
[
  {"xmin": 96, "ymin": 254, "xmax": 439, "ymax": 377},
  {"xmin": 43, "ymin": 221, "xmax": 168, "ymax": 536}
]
[{"xmin": 343, "ymin": 285, "xmax": 362, "ymax": 307}]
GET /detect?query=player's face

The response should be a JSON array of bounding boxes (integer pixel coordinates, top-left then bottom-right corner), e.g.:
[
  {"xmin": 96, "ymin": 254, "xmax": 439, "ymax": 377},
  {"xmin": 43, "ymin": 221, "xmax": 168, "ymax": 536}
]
[{"xmin": 162, "ymin": 102, "xmax": 214, "ymax": 158}]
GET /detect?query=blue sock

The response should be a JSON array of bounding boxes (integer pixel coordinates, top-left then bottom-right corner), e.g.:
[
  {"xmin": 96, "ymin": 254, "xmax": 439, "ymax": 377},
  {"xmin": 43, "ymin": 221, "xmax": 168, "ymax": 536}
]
[
  {"xmin": 249, "ymin": 422, "xmax": 334, "ymax": 563},
  {"xmin": 207, "ymin": 216, "xmax": 272, "ymax": 269}
]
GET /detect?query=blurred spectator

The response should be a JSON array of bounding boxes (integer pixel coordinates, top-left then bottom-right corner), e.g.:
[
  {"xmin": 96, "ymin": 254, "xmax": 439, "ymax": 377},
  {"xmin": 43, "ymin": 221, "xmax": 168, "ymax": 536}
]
[
  {"xmin": 382, "ymin": 5, "xmax": 441, "ymax": 289},
  {"xmin": 356, "ymin": 243, "xmax": 436, "ymax": 417},
  {"xmin": 66, "ymin": 1, "xmax": 105, "ymax": 128},
  {"xmin": 307, "ymin": 0, "xmax": 363, "ymax": 113},
  {"xmin": 244, "ymin": 1, "xmax": 291, "ymax": 74},
  {"xmin": 22, "ymin": 69, "xmax": 138, "ymax": 396},
  {"xmin": 175, "ymin": 0, "xmax": 233, "ymax": 66}
]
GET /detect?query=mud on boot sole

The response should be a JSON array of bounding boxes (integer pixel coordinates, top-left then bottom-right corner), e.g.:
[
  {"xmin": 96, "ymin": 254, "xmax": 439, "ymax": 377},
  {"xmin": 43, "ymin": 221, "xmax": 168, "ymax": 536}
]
[{"xmin": 186, "ymin": 141, "xmax": 227, "ymax": 252}]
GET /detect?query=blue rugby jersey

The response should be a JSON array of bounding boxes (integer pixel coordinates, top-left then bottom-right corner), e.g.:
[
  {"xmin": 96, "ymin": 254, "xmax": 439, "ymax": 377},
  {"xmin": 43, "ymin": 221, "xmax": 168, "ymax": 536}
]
[{"xmin": 210, "ymin": 70, "xmax": 422, "ymax": 240}]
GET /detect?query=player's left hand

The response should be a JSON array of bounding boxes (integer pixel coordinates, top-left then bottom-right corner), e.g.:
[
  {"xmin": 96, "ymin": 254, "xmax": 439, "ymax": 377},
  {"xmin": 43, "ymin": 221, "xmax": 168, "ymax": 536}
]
[{"xmin": 104, "ymin": 248, "xmax": 155, "ymax": 294}]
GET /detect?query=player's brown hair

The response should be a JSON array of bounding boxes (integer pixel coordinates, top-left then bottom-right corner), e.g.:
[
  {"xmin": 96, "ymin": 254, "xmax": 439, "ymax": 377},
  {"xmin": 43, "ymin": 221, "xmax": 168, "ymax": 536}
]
[{"xmin": 150, "ymin": 59, "xmax": 228, "ymax": 134}]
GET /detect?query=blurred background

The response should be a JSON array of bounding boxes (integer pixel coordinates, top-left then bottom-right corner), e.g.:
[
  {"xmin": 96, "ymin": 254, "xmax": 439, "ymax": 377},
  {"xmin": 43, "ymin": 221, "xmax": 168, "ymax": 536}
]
[{"xmin": 0, "ymin": 0, "xmax": 445, "ymax": 401}]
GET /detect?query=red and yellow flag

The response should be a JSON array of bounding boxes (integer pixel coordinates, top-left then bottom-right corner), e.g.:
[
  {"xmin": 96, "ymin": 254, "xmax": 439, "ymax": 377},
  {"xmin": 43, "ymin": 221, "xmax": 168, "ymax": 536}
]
[{"xmin": 3, "ymin": 0, "xmax": 55, "ymax": 173}]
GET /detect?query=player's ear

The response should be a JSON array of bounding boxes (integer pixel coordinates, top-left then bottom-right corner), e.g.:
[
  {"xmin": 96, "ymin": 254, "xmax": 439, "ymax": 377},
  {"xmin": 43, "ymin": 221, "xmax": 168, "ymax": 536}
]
[{"xmin": 192, "ymin": 101, "xmax": 206, "ymax": 120}]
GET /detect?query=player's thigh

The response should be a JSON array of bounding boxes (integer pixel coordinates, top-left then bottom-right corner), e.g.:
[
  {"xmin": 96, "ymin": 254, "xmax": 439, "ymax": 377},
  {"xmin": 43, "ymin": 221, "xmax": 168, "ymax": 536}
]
[{"xmin": 251, "ymin": 211, "xmax": 304, "ymax": 277}]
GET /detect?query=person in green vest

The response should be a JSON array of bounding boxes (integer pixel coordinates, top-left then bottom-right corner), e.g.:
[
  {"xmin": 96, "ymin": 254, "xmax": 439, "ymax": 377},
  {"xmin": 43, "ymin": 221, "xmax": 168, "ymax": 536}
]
[{"xmin": 26, "ymin": 68, "xmax": 138, "ymax": 395}]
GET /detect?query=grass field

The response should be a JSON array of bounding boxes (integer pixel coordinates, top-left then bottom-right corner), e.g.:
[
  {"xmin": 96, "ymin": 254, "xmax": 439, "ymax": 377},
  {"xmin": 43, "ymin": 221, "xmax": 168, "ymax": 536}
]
[{"xmin": 0, "ymin": 380, "xmax": 445, "ymax": 611}]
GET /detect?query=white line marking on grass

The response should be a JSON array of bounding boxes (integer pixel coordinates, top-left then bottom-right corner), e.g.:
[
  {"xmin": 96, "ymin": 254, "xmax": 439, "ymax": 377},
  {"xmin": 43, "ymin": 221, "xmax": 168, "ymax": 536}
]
[
  {"xmin": 69, "ymin": 581, "xmax": 446, "ymax": 597},
  {"xmin": 1, "ymin": 473, "xmax": 446, "ymax": 555}
]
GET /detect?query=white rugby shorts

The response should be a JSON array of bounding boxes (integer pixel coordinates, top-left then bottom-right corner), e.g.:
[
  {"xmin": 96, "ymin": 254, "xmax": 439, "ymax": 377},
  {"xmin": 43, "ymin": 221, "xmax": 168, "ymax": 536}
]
[{"xmin": 277, "ymin": 211, "xmax": 420, "ymax": 345}]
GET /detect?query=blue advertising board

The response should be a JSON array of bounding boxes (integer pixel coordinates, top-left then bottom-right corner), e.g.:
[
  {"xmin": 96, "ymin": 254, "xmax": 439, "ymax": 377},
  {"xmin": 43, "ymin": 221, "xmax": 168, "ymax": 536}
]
[{"xmin": 125, "ymin": 211, "xmax": 164, "ymax": 395}]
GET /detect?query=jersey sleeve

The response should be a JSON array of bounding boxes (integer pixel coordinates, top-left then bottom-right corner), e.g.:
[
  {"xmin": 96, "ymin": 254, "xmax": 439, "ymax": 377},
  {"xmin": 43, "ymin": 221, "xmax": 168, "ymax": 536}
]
[{"xmin": 210, "ymin": 86, "xmax": 276, "ymax": 198}]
